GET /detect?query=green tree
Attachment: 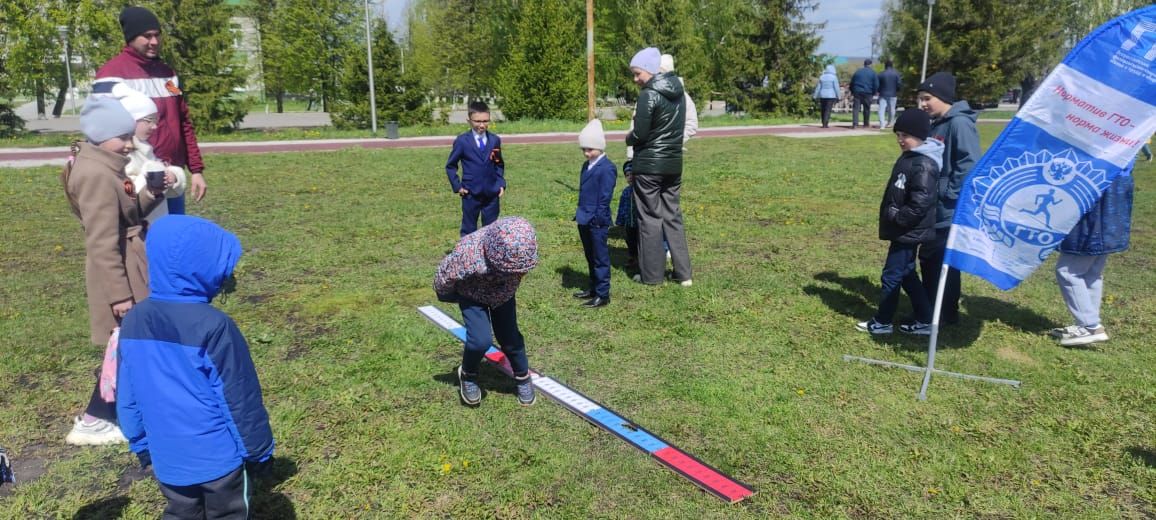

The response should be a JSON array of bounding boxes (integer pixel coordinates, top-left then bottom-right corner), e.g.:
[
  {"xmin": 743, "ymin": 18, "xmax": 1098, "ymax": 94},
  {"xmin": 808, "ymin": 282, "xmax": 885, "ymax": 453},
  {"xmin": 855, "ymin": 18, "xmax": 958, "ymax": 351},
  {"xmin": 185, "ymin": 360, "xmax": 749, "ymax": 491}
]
[
  {"xmin": 880, "ymin": 0, "xmax": 1076, "ymax": 106},
  {"xmin": 493, "ymin": 0, "xmax": 585, "ymax": 121},
  {"xmin": 332, "ymin": 20, "xmax": 428, "ymax": 129},
  {"xmin": 248, "ymin": 0, "xmax": 359, "ymax": 113},
  {"xmin": 722, "ymin": 0, "xmax": 823, "ymax": 116},
  {"xmin": 407, "ymin": 0, "xmax": 503, "ymax": 106},
  {"xmin": 147, "ymin": 0, "xmax": 250, "ymax": 132}
]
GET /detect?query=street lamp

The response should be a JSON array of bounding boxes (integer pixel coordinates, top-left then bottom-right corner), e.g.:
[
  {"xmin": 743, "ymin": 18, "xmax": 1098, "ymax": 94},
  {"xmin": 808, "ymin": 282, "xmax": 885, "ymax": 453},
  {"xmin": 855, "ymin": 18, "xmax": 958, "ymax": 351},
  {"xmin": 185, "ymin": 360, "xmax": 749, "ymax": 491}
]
[
  {"xmin": 57, "ymin": 25, "xmax": 76, "ymax": 115},
  {"xmin": 920, "ymin": 0, "xmax": 935, "ymax": 83},
  {"xmin": 364, "ymin": 0, "xmax": 378, "ymax": 135}
]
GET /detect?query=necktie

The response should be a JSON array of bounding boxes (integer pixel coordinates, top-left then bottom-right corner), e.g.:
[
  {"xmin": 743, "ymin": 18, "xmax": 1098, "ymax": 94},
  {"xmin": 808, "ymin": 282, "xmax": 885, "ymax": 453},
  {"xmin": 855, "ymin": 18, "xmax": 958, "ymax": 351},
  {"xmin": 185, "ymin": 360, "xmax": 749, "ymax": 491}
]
[{"xmin": 477, "ymin": 136, "xmax": 485, "ymax": 149}]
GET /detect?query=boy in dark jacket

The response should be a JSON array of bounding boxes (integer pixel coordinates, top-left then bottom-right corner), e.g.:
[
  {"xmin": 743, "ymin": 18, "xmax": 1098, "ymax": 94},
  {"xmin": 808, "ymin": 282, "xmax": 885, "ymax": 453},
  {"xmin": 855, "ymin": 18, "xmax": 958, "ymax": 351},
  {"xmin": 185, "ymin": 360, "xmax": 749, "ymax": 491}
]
[
  {"xmin": 858, "ymin": 109, "xmax": 943, "ymax": 335},
  {"xmin": 445, "ymin": 101, "xmax": 505, "ymax": 236},
  {"xmin": 616, "ymin": 161, "xmax": 639, "ymax": 269},
  {"xmin": 916, "ymin": 72, "xmax": 981, "ymax": 325},
  {"xmin": 573, "ymin": 119, "xmax": 617, "ymax": 308},
  {"xmin": 118, "ymin": 215, "xmax": 274, "ymax": 519}
]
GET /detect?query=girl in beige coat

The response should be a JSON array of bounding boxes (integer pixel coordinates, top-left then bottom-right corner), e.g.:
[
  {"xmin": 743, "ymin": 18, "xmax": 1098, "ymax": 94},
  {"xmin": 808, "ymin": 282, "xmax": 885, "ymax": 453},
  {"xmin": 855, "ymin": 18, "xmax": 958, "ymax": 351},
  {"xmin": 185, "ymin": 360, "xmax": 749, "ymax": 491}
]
[{"xmin": 62, "ymin": 96, "xmax": 165, "ymax": 446}]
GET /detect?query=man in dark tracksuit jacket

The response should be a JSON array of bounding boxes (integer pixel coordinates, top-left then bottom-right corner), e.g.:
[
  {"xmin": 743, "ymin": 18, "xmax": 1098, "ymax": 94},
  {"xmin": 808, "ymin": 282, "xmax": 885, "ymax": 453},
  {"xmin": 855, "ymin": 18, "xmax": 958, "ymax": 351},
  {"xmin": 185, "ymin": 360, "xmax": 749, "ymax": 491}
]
[
  {"xmin": 850, "ymin": 59, "xmax": 879, "ymax": 129},
  {"xmin": 446, "ymin": 102, "xmax": 505, "ymax": 236},
  {"xmin": 118, "ymin": 215, "xmax": 273, "ymax": 519},
  {"xmin": 626, "ymin": 47, "xmax": 692, "ymax": 286}
]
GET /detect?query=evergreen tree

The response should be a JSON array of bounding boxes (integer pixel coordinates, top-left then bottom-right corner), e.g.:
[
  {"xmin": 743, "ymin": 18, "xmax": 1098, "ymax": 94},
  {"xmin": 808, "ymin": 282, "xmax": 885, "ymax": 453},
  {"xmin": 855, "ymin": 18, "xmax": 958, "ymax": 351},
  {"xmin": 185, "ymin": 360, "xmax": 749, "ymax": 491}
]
[
  {"xmin": 493, "ymin": 0, "xmax": 586, "ymax": 121},
  {"xmin": 724, "ymin": 0, "xmax": 823, "ymax": 116},
  {"xmin": 333, "ymin": 20, "xmax": 428, "ymax": 129},
  {"xmin": 151, "ymin": 0, "xmax": 250, "ymax": 132},
  {"xmin": 880, "ymin": 0, "xmax": 1076, "ymax": 106}
]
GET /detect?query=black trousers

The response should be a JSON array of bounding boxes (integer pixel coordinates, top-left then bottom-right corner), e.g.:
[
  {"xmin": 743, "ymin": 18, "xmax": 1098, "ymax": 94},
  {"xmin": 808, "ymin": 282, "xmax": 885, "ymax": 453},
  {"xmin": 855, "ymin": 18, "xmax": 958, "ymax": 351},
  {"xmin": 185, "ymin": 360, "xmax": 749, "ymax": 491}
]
[
  {"xmin": 852, "ymin": 93, "xmax": 872, "ymax": 128},
  {"xmin": 84, "ymin": 370, "xmax": 116, "ymax": 421},
  {"xmin": 159, "ymin": 465, "xmax": 249, "ymax": 520},
  {"xmin": 632, "ymin": 173, "xmax": 692, "ymax": 284},
  {"xmin": 819, "ymin": 98, "xmax": 836, "ymax": 127},
  {"xmin": 918, "ymin": 227, "xmax": 962, "ymax": 323}
]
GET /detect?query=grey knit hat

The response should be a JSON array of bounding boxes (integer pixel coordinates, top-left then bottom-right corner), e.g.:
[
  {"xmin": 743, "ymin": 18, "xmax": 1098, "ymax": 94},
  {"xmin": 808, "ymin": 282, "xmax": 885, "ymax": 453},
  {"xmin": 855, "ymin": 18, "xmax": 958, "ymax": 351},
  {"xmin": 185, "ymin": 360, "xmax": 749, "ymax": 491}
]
[{"xmin": 80, "ymin": 96, "xmax": 136, "ymax": 144}]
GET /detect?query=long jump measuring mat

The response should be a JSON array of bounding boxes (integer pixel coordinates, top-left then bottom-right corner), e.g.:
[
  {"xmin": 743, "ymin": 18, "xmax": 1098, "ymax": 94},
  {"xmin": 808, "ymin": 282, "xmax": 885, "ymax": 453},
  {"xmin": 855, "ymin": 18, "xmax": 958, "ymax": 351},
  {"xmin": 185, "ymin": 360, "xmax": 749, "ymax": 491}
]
[{"xmin": 419, "ymin": 305, "xmax": 755, "ymax": 503}]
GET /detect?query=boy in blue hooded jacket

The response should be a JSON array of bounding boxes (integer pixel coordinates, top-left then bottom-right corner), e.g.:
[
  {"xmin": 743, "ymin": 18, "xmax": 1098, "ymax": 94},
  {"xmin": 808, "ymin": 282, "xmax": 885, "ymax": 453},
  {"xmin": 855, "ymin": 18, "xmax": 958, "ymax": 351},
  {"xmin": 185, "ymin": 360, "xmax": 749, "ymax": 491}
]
[{"xmin": 117, "ymin": 215, "xmax": 273, "ymax": 519}]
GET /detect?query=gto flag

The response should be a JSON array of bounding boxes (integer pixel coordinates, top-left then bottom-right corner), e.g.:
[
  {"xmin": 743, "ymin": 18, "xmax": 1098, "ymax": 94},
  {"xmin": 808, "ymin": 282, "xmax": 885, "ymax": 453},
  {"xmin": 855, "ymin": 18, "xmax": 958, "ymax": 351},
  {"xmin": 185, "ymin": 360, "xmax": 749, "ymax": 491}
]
[{"xmin": 945, "ymin": 6, "xmax": 1156, "ymax": 290}]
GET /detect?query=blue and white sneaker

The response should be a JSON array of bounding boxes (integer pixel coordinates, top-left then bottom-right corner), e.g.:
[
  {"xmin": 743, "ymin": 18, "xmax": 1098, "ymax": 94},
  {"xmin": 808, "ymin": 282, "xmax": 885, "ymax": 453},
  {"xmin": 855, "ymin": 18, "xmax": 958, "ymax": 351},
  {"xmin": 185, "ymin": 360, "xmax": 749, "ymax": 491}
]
[
  {"xmin": 899, "ymin": 322, "xmax": 932, "ymax": 335},
  {"xmin": 515, "ymin": 376, "xmax": 536, "ymax": 406},
  {"xmin": 856, "ymin": 319, "xmax": 893, "ymax": 335},
  {"xmin": 458, "ymin": 366, "xmax": 481, "ymax": 405}
]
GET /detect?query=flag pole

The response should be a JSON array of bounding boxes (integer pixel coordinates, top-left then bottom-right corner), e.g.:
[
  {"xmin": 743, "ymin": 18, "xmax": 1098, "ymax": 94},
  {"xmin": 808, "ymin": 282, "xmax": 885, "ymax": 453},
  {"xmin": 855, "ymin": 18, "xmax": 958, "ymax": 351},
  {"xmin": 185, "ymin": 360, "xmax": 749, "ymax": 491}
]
[
  {"xmin": 917, "ymin": 262, "xmax": 950, "ymax": 400},
  {"xmin": 844, "ymin": 224, "xmax": 1022, "ymax": 398}
]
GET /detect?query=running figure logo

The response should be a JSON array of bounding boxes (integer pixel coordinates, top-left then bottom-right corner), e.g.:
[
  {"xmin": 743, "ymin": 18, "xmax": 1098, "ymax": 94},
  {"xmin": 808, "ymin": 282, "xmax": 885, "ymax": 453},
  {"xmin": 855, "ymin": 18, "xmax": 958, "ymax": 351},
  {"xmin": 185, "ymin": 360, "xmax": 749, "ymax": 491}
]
[{"xmin": 970, "ymin": 148, "xmax": 1108, "ymax": 261}]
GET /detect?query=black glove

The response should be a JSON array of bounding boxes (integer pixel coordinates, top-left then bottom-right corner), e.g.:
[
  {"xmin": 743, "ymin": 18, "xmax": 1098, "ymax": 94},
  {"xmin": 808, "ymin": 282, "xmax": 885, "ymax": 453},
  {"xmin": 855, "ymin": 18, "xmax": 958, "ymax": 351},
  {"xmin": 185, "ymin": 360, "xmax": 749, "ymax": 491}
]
[{"xmin": 136, "ymin": 450, "xmax": 153, "ymax": 470}]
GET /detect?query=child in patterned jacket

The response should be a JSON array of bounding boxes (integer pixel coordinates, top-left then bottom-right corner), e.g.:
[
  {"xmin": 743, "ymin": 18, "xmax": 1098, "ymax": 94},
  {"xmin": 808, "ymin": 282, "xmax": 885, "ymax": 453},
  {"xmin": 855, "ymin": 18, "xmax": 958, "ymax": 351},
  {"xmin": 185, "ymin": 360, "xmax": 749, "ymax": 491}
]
[{"xmin": 434, "ymin": 217, "xmax": 539, "ymax": 406}]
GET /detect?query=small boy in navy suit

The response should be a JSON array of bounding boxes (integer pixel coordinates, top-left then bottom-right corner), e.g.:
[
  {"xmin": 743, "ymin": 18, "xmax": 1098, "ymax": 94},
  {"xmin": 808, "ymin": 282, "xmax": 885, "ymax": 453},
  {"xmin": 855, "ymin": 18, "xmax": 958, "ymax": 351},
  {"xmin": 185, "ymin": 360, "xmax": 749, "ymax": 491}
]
[
  {"xmin": 445, "ymin": 101, "xmax": 505, "ymax": 236},
  {"xmin": 572, "ymin": 119, "xmax": 617, "ymax": 308}
]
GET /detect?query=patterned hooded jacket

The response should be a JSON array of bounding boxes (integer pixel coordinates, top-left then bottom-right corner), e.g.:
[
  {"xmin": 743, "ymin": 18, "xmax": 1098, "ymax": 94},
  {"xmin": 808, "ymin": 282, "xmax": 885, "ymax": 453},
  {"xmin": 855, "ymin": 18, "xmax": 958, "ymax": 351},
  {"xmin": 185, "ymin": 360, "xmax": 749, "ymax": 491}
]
[{"xmin": 434, "ymin": 217, "xmax": 539, "ymax": 307}]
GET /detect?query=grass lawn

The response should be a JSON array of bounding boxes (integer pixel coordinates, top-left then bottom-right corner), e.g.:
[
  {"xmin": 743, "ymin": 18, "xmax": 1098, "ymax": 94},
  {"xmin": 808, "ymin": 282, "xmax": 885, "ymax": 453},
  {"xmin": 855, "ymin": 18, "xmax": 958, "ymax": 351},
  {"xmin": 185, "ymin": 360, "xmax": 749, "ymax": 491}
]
[{"xmin": 1, "ymin": 128, "xmax": 1154, "ymax": 518}]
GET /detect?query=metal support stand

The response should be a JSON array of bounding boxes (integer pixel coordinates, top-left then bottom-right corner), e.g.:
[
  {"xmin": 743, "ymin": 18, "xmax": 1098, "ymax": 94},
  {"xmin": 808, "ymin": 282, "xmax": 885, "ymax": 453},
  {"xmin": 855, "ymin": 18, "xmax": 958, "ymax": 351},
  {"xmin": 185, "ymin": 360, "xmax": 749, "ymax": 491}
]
[{"xmin": 843, "ymin": 355, "xmax": 1022, "ymax": 388}]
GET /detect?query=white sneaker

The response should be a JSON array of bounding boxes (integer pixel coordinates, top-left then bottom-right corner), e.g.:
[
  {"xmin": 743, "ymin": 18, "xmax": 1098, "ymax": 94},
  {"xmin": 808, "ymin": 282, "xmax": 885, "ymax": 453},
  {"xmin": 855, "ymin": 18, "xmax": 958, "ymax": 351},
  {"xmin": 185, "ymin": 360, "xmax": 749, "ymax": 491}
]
[
  {"xmin": 65, "ymin": 416, "xmax": 127, "ymax": 446},
  {"xmin": 1058, "ymin": 326, "xmax": 1109, "ymax": 346},
  {"xmin": 679, "ymin": 279, "xmax": 693, "ymax": 287},
  {"xmin": 855, "ymin": 319, "xmax": 893, "ymax": 335},
  {"xmin": 665, "ymin": 251, "xmax": 672, "ymax": 261},
  {"xmin": 1049, "ymin": 325, "xmax": 1080, "ymax": 339}
]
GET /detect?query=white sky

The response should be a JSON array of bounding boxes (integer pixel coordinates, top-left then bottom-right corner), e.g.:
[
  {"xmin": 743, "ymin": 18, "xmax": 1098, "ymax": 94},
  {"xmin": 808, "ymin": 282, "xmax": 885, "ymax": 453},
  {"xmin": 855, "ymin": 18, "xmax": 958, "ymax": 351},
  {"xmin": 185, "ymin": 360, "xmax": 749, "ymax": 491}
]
[
  {"xmin": 806, "ymin": 0, "xmax": 886, "ymax": 58},
  {"xmin": 380, "ymin": 0, "xmax": 885, "ymax": 59}
]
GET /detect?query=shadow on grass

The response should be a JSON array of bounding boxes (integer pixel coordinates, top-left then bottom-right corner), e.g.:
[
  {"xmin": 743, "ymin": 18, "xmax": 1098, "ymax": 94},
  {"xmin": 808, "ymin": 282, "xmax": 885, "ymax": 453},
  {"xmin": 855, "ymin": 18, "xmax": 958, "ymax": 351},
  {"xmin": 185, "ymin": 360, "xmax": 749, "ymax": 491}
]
[
  {"xmin": 251, "ymin": 457, "xmax": 299, "ymax": 519},
  {"xmin": 807, "ymin": 271, "xmax": 1058, "ymax": 351},
  {"xmin": 555, "ymin": 266, "xmax": 588, "ymax": 291},
  {"xmin": 73, "ymin": 496, "xmax": 131, "ymax": 520},
  {"xmin": 805, "ymin": 271, "xmax": 981, "ymax": 351},
  {"xmin": 433, "ymin": 366, "xmax": 519, "ymax": 401},
  {"xmin": 1126, "ymin": 447, "xmax": 1156, "ymax": 468}
]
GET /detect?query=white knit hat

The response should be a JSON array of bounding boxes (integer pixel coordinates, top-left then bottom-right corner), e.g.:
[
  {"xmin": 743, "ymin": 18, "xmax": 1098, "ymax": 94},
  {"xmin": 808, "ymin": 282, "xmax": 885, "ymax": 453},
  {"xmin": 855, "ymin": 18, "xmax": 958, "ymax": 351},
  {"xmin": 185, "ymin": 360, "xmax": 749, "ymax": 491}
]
[
  {"xmin": 659, "ymin": 54, "xmax": 675, "ymax": 73},
  {"xmin": 629, "ymin": 48, "xmax": 661, "ymax": 75},
  {"xmin": 578, "ymin": 118, "xmax": 605, "ymax": 150},
  {"xmin": 91, "ymin": 79, "xmax": 158, "ymax": 121}
]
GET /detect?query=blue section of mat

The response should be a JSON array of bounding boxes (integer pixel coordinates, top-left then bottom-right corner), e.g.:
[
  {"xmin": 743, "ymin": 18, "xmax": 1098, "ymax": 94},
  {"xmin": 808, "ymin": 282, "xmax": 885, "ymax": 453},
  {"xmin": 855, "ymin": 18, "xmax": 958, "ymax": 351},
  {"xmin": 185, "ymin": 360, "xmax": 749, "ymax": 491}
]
[{"xmin": 585, "ymin": 408, "xmax": 668, "ymax": 453}]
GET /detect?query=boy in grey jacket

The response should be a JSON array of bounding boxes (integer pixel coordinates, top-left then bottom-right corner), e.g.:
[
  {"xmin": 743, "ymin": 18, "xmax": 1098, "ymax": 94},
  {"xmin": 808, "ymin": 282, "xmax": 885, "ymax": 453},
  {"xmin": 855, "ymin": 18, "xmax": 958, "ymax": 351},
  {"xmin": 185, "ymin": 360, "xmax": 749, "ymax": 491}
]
[{"xmin": 916, "ymin": 72, "xmax": 980, "ymax": 325}]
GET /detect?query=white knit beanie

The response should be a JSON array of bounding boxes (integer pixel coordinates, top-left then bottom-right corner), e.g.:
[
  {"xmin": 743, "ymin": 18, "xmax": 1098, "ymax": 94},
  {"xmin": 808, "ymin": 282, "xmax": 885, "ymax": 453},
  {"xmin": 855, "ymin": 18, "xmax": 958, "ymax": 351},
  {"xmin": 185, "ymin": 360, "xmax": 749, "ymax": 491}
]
[
  {"xmin": 659, "ymin": 54, "xmax": 675, "ymax": 73},
  {"xmin": 578, "ymin": 118, "xmax": 605, "ymax": 150},
  {"xmin": 629, "ymin": 47, "xmax": 661, "ymax": 75},
  {"xmin": 91, "ymin": 79, "xmax": 157, "ymax": 121}
]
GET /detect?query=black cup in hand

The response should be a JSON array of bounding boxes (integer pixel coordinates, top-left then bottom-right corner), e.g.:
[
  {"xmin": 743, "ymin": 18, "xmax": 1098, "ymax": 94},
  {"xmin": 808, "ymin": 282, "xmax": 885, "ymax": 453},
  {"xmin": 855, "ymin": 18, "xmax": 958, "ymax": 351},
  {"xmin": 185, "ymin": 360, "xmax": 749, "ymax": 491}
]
[{"xmin": 146, "ymin": 170, "xmax": 166, "ymax": 191}]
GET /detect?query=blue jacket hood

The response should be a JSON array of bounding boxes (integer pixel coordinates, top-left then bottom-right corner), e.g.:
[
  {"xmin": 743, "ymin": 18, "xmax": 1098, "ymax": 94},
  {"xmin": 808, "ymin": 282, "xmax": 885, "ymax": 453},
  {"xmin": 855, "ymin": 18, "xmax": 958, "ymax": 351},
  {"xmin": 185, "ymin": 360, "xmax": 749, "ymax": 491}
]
[{"xmin": 147, "ymin": 215, "xmax": 242, "ymax": 303}]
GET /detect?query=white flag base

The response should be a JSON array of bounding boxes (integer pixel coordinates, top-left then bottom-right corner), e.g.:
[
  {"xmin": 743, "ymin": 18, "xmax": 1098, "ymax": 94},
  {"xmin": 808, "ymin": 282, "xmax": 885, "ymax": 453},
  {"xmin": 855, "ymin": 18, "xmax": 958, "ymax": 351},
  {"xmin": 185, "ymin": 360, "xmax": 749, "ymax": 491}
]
[
  {"xmin": 849, "ymin": 228, "xmax": 1023, "ymax": 400},
  {"xmin": 843, "ymin": 355, "xmax": 1022, "ymax": 396}
]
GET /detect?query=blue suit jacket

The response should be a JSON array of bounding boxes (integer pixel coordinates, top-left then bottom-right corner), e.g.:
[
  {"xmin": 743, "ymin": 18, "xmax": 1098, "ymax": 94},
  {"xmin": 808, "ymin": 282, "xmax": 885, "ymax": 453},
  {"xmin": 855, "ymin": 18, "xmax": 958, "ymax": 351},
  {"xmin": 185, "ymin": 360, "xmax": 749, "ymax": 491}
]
[
  {"xmin": 575, "ymin": 157, "xmax": 617, "ymax": 226},
  {"xmin": 445, "ymin": 131, "xmax": 505, "ymax": 197}
]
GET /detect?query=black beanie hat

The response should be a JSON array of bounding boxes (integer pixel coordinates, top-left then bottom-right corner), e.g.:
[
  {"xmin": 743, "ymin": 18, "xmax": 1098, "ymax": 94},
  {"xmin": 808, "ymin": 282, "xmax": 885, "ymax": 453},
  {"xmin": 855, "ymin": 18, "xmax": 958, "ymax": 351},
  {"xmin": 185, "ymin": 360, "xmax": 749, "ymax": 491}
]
[
  {"xmin": 893, "ymin": 109, "xmax": 931, "ymax": 141},
  {"xmin": 120, "ymin": 6, "xmax": 161, "ymax": 42},
  {"xmin": 918, "ymin": 72, "xmax": 956, "ymax": 104}
]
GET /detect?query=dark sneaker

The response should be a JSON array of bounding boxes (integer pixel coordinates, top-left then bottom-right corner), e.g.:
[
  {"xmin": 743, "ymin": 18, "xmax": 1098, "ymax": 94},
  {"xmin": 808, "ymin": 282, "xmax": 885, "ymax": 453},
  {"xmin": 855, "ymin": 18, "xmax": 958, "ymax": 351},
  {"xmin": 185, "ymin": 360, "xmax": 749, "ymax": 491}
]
[
  {"xmin": 855, "ymin": 319, "xmax": 893, "ymax": 335},
  {"xmin": 899, "ymin": 322, "xmax": 932, "ymax": 335},
  {"xmin": 515, "ymin": 376, "xmax": 536, "ymax": 406},
  {"xmin": 457, "ymin": 366, "xmax": 481, "ymax": 405}
]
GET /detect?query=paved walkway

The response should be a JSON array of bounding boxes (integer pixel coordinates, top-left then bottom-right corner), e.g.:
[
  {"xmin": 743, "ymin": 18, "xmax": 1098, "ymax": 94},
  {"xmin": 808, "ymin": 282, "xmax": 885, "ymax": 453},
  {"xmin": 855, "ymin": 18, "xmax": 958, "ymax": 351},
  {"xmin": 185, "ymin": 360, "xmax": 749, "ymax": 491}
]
[{"xmin": 1, "ymin": 123, "xmax": 889, "ymax": 168}]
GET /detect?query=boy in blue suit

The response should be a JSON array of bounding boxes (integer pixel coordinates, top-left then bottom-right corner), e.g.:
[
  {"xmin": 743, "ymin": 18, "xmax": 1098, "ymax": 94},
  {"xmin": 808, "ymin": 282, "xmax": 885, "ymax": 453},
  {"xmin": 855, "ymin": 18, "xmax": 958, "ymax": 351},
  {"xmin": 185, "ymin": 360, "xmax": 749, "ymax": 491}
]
[
  {"xmin": 572, "ymin": 119, "xmax": 617, "ymax": 308},
  {"xmin": 446, "ymin": 101, "xmax": 505, "ymax": 236},
  {"xmin": 118, "ymin": 215, "xmax": 274, "ymax": 519}
]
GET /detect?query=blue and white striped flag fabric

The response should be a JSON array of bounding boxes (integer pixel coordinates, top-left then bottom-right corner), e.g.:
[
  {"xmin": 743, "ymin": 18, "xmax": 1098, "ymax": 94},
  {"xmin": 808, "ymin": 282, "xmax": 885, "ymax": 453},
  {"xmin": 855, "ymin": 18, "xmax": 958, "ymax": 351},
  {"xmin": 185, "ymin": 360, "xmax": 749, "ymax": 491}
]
[{"xmin": 945, "ymin": 6, "xmax": 1156, "ymax": 290}]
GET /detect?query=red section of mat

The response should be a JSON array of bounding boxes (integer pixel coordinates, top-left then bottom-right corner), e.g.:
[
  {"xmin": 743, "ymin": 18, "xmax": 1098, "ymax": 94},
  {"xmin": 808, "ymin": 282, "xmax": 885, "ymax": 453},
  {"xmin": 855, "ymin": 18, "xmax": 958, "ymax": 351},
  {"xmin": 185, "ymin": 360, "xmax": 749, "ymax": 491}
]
[{"xmin": 652, "ymin": 447, "xmax": 754, "ymax": 503}]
